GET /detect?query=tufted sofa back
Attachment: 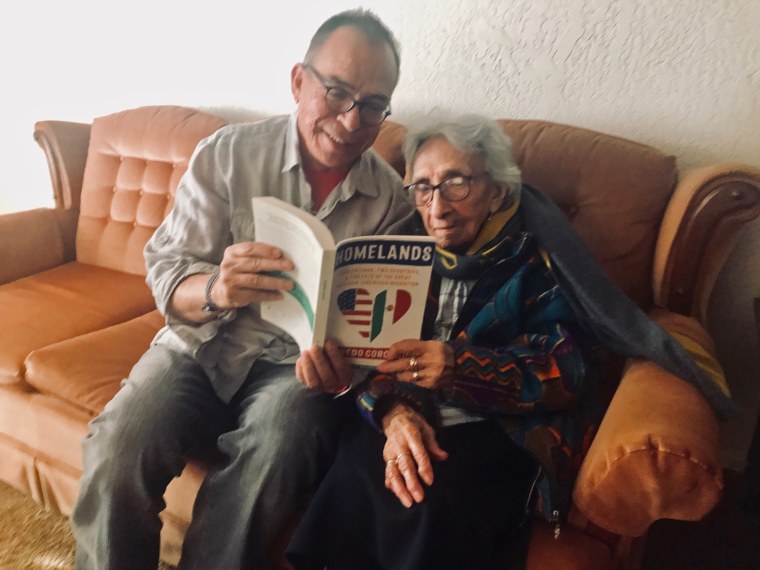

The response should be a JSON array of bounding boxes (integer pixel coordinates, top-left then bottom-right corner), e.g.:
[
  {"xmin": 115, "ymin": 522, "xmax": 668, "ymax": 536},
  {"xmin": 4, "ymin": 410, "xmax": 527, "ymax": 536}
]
[
  {"xmin": 374, "ymin": 120, "xmax": 678, "ymax": 310},
  {"xmin": 74, "ymin": 110, "xmax": 677, "ymax": 309},
  {"xmin": 76, "ymin": 106, "xmax": 227, "ymax": 275}
]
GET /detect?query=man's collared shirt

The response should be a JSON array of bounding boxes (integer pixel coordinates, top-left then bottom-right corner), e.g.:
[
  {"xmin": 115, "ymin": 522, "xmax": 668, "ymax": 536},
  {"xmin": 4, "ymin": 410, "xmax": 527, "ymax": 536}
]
[{"xmin": 145, "ymin": 113, "xmax": 416, "ymax": 401}]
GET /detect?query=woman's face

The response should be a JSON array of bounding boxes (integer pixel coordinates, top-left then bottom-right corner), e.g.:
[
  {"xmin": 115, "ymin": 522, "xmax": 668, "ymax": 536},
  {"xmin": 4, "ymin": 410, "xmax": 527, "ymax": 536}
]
[{"xmin": 411, "ymin": 137, "xmax": 505, "ymax": 251}]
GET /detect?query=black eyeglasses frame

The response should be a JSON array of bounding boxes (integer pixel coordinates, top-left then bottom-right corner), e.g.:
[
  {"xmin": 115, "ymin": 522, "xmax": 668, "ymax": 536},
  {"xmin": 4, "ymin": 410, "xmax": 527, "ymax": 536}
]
[{"xmin": 302, "ymin": 63, "xmax": 392, "ymax": 126}]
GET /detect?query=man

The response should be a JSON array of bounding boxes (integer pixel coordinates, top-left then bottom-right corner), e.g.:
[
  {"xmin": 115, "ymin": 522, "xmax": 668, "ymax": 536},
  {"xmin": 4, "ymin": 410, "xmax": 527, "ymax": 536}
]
[{"xmin": 71, "ymin": 9, "xmax": 415, "ymax": 569}]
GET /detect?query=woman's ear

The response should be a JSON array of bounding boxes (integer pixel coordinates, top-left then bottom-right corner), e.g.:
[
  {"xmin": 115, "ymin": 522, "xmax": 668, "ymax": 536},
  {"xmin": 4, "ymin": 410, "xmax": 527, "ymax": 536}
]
[{"xmin": 490, "ymin": 182, "xmax": 509, "ymax": 213}]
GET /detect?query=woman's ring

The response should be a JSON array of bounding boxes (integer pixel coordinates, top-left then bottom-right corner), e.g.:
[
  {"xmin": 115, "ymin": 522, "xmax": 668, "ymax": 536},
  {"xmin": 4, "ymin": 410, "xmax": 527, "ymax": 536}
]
[
  {"xmin": 409, "ymin": 356, "xmax": 418, "ymax": 371},
  {"xmin": 385, "ymin": 459, "xmax": 396, "ymax": 469},
  {"xmin": 412, "ymin": 370, "xmax": 419, "ymax": 381}
]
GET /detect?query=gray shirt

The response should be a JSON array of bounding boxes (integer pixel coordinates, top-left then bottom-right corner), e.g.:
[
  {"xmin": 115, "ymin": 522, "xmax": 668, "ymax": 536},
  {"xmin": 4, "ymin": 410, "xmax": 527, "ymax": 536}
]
[{"xmin": 145, "ymin": 113, "xmax": 416, "ymax": 401}]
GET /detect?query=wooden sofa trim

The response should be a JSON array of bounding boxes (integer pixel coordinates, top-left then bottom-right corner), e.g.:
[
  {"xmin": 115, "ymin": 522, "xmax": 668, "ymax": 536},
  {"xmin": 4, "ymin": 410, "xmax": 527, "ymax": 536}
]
[
  {"xmin": 654, "ymin": 164, "xmax": 760, "ymax": 322},
  {"xmin": 33, "ymin": 120, "xmax": 91, "ymax": 211}
]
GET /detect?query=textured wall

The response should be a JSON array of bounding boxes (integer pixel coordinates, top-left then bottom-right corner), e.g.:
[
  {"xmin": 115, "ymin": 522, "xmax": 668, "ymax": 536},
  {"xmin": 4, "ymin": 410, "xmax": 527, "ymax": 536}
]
[
  {"xmin": 1, "ymin": 0, "xmax": 758, "ymax": 466},
  {"xmin": 387, "ymin": 0, "xmax": 760, "ymax": 172},
  {"xmin": 2, "ymin": 0, "xmax": 758, "ymax": 211}
]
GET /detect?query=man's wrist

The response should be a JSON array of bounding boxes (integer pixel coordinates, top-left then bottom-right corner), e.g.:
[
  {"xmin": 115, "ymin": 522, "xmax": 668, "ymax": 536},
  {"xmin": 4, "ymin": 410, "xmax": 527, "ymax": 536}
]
[{"xmin": 201, "ymin": 270, "xmax": 231, "ymax": 318}]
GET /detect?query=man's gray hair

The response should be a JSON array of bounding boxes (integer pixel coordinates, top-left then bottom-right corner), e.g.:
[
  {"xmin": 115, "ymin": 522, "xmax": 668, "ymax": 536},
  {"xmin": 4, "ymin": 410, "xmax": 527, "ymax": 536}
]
[
  {"xmin": 305, "ymin": 9, "xmax": 401, "ymax": 80},
  {"xmin": 403, "ymin": 115, "xmax": 523, "ymax": 203}
]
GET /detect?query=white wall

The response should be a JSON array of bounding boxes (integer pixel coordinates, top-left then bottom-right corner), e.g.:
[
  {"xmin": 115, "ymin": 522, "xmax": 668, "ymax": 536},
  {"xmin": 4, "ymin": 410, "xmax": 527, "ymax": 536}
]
[
  {"xmin": 3, "ymin": 0, "xmax": 759, "ymax": 213},
  {"xmin": 1, "ymin": 0, "xmax": 758, "ymax": 466}
]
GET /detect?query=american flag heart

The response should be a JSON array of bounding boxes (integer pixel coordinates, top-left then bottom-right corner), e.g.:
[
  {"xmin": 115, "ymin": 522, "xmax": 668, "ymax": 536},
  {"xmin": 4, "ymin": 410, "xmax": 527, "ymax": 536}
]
[
  {"xmin": 337, "ymin": 288, "xmax": 373, "ymax": 338},
  {"xmin": 337, "ymin": 289, "xmax": 412, "ymax": 341}
]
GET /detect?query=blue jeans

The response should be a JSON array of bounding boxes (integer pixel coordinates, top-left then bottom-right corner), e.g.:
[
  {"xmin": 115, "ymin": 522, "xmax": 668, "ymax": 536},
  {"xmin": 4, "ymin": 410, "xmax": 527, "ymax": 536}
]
[{"xmin": 71, "ymin": 345, "xmax": 347, "ymax": 569}]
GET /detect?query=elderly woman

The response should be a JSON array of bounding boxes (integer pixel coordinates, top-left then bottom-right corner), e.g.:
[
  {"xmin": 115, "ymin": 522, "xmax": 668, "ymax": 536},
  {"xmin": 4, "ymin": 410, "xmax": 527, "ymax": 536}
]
[
  {"xmin": 287, "ymin": 115, "xmax": 595, "ymax": 569},
  {"xmin": 287, "ymin": 115, "xmax": 729, "ymax": 569}
]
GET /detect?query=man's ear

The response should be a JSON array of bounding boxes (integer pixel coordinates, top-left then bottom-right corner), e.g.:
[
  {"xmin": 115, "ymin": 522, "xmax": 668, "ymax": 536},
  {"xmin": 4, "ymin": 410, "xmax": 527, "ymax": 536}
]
[{"xmin": 291, "ymin": 63, "xmax": 304, "ymax": 103}]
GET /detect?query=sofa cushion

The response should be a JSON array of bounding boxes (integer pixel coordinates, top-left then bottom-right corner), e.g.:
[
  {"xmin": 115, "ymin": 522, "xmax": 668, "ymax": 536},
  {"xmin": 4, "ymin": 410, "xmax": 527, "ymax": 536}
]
[
  {"xmin": 499, "ymin": 120, "xmax": 677, "ymax": 309},
  {"xmin": 76, "ymin": 106, "xmax": 226, "ymax": 276},
  {"xmin": 25, "ymin": 310, "xmax": 165, "ymax": 414},
  {"xmin": 0, "ymin": 262, "xmax": 155, "ymax": 384}
]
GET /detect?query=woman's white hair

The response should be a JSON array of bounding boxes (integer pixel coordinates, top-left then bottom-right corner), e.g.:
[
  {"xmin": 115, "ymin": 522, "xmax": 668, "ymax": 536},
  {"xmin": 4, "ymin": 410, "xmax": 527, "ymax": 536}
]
[{"xmin": 402, "ymin": 115, "xmax": 522, "ymax": 205}]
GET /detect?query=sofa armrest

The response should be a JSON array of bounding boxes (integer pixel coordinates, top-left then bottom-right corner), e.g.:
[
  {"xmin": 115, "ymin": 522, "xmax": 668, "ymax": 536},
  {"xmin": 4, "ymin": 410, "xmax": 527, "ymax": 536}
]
[
  {"xmin": 573, "ymin": 358, "xmax": 722, "ymax": 536},
  {"xmin": 0, "ymin": 208, "xmax": 77, "ymax": 284},
  {"xmin": 653, "ymin": 163, "xmax": 760, "ymax": 324},
  {"xmin": 33, "ymin": 120, "xmax": 91, "ymax": 210},
  {"xmin": 573, "ymin": 310, "xmax": 724, "ymax": 536}
]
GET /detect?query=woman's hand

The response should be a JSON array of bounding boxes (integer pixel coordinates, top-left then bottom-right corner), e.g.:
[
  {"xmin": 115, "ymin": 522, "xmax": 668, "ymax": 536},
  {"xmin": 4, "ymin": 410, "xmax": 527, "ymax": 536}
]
[
  {"xmin": 295, "ymin": 339, "xmax": 353, "ymax": 395},
  {"xmin": 376, "ymin": 339, "xmax": 456, "ymax": 392},
  {"xmin": 382, "ymin": 403, "xmax": 448, "ymax": 507}
]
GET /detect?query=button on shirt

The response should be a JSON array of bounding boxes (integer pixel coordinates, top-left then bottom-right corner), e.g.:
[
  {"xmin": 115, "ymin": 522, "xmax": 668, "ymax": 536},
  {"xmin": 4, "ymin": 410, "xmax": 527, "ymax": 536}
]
[{"xmin": 144, "ymin": 113, "xmax": 417, "ymax": 402}]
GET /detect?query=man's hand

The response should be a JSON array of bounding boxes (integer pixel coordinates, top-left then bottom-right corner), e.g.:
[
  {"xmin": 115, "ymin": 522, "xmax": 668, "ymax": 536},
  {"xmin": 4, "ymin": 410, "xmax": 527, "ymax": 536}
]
[
  {"xmin": 382, "ymin": 403, "xmax": 448, "ymax": 508},
  {"xmin": 212, "ymin": 242, "xmax": 295, "ymax": 308},
  {"xmin": 296, "ymin": 339, "xmax": 353, "ymax": 394},
  {"xmin": 168, "ymin": 241, "xmax": 294, "ymax": 322}
]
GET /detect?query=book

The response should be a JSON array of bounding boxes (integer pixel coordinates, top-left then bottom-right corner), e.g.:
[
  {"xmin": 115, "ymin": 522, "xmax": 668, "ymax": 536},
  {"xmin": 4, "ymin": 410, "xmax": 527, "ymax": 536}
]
[{"xmin": 252, "ymin": 196, "xmax": 435, "ymax": 367}]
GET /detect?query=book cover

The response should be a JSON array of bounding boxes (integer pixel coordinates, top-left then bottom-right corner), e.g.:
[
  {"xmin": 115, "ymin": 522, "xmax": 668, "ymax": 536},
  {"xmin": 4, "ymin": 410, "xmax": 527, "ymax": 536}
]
[{"xmin": 252, "ymin": 196, "xmax": 435, "ymax": 367}]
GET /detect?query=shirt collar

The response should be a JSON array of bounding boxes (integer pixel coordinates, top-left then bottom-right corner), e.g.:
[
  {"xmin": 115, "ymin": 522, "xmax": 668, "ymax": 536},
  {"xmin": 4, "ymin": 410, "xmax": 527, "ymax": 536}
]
[{"xmin": 282, "ymin": 112, "xmax": 301, "ymax": 173}]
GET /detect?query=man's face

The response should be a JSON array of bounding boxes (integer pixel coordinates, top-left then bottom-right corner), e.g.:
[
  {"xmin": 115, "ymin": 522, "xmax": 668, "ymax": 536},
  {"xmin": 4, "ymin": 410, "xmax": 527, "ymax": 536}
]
[{"xmin": 291, "ymin": 26, "xmax": 398, "ymax": 172}]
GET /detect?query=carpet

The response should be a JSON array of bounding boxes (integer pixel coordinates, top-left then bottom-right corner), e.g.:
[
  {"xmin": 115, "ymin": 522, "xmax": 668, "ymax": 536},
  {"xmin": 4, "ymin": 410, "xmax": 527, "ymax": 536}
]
[
  {"xmin": 0, "ymin": 482, "xmax": 74, "ymax": 569},
  {"xmin": 0, "ymin": 482, "xmax": 174, "ymax": 569}
]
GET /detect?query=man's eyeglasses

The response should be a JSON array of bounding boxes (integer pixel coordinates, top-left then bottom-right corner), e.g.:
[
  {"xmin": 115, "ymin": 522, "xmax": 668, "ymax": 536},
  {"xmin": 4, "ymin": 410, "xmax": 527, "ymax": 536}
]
[
  {"xmin": 404, "ymin": 174, "xmax": 489, "ymax": 206},
  {"xmin": 303, "ymin": 63, "xmax": 391, "ymax": 126}
]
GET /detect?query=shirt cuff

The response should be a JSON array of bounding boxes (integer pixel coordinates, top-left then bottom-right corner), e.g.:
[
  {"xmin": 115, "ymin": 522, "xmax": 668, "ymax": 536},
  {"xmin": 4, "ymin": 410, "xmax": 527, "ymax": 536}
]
[
  {"xmin": 331, "ymin": 367, "xmax": 370, "ymax": 399},
  {"xmin": 356, "ymin": 375, "xmax": 429, "ymax": 432}
]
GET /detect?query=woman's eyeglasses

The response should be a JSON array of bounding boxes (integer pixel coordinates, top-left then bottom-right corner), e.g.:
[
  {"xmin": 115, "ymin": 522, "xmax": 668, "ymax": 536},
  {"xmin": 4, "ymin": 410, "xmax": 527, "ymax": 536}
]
[{"xmin": 404, "ymin": 174, "xmax": 489, "ymax": 206}]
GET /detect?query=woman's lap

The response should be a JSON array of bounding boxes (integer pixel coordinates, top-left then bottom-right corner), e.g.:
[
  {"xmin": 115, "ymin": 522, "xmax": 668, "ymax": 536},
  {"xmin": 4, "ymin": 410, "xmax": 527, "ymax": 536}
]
[{"xmin": 287, "ymin": 418, "xmax": 537, "ymax": 570}]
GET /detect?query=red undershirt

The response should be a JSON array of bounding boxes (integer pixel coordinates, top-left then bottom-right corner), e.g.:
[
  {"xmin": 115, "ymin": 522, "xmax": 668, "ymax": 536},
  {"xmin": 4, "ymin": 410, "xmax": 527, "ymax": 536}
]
[{"xmin": 303, "ymin": 163, "xmax": 349, "ymax": 211}]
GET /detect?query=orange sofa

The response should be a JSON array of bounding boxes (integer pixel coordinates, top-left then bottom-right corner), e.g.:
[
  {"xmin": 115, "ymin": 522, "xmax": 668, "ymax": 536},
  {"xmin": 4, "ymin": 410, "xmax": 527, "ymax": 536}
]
[{"xmin": 2, "ymin": 105, "xmax": 759, "ymax": 569}]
